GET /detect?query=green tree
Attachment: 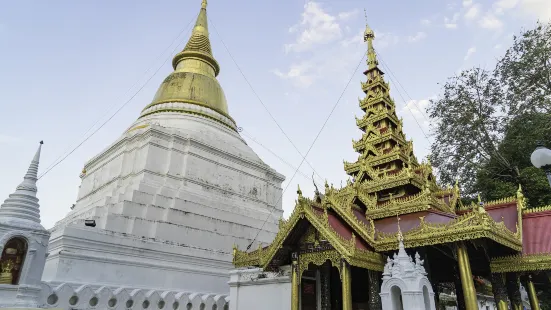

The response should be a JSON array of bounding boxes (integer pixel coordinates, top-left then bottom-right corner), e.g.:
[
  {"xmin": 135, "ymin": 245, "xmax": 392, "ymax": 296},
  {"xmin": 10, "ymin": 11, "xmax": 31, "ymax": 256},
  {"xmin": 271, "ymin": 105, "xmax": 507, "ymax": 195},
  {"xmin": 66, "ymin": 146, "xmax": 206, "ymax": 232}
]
[
  {"xmin": 496, "ymin": 21, "xmax": 551, "ymax": 117},
  {"xmin": 429, "ymin": 21, "xmax": 551, "ymax": 203},
  {"xmin": 428, "ymin": 68, "xmax": 507, "ymax": 196},
  {"xmin": 475, "ymin": 113, "xmax": 551, "ymax": 207}
]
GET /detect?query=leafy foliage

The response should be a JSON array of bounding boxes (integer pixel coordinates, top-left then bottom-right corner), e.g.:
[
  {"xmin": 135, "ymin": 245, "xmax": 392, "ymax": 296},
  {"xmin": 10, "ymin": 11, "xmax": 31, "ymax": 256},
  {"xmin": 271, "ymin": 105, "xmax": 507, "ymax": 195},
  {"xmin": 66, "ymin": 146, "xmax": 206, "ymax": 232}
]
[
  {"xmin": 475, "ymin": 113, "xmax": 551, "ymax": 207},
  {"xmin": 428, "ymin": 68, "xmax": 506, "ymax": 195},
  {"xmin": 496, "ymin": 21, "xmax": 551, "ymax": 116},
  {"xmin": 429, "ymin": 21, "xmax": 551, "ymax": 204}
]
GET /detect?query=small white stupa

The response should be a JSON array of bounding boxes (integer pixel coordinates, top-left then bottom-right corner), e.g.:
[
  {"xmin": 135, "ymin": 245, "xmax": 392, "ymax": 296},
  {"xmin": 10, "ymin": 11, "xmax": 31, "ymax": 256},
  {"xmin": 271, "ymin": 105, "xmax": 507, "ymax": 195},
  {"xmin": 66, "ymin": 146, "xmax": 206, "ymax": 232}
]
[
  {"xmin": 379, "ymin": 225, "xmax": 436, "ymax": 310},
  {"xmin": 0, "ymin": 141, "xmax": 51, "ymax": 308}
]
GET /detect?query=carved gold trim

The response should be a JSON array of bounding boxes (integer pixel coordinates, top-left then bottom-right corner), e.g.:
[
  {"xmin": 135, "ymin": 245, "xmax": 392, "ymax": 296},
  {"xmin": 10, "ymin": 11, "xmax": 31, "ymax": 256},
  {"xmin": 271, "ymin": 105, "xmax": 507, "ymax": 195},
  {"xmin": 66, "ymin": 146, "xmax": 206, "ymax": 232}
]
[
  {"xmin": 299, "ymin": 250, "xmax": 342, "ymax": 281},
  {"xmin": 523, "ymin": 205, "xmax": 551, "ymax": 214},
  {"xmin": 456, "ymin": 196, "xmax": 517, "ymax": 212},
  {"xmin": 490, "ymin": 253, "xmax": 551, "ymax": 273},
  {"xmin": 234, "ymin": 189, "xmax": 521, "ymax": 270},
  {"xmin": 234, "ymin": 196, "xmax": 384, "ymax": 271},
  {"xmin": 375, "ymin": 209, "xmax": 522, "ymax": 252}
]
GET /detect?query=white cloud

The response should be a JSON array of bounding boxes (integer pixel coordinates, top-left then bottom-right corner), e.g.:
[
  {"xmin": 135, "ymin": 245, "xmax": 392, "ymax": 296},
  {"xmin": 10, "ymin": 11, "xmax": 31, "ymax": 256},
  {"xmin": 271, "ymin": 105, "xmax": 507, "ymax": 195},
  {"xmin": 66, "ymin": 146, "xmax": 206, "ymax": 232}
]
[
  {"xmin": 284, "ymin": 2, "xmax": 357, "ymax": 53},
  {"xmin": 407, "ymin": 32, "xmax": 427, "ymax": 43},
  {"xmin": 494, "ymin": 0, "xmax": 520, "ymax": 14},
  {"xmin": 340, "ymin": 28, "xmax": 364, "ymax": 47},
  {"xmin": 420, "ymin": 19, "xmax": 431, "ymax": 26},
  {"xmin": 464, "ymin": 46, "xmax": 477, "ymax": 60},
  {"xmin": 275, "ymin": 2, "xmax": 403, "ymax": 88},
  {"xmin": 518, "ymin": 0, "xmax": 551, "ymax": 20},
  {"xmin": 464, "ymin": 4, "xmax": 481, "ymax": 20},
  {"xmin": 478, "ymin": 13, "xmax": 503, "ymax": 29},
  {"xmin": 338, "ymin": 10, "xmax": 359, "ymax": 21},
  {"xmin": 491, "ymin": 0, "xmax": 551, "ymax": 21},
  {"xmin": 375, "ymin": 31, "xmax": 401, "ymax": 48},
  {"xmin": 273, "ymin": 64, "xmax": 316, "ymax": 88},
  {"xmin": 494, "ymin": 44, "xmax": 503, "ymax": 49},
  {"xmin": 400, "ymin": 96, "xmax": 436, "ymax": 132},
  {"xmin": 275, "ymin": 26, "xmax": 368, "ymax": 88},
  {"xmin": 444, "ymin": 13, "xmax": 460, "ymax": 29},
  {"xmin": 463, "ymin": 0, "xmax": 473, "ymax": 7}
]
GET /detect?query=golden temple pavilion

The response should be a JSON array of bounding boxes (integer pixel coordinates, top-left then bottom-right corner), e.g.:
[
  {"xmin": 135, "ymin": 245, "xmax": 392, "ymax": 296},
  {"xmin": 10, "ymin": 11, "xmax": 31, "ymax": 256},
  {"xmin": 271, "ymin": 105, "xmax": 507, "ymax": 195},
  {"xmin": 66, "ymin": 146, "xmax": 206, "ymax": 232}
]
[{"xmin": 233, "ymin": 21, "xmax": 551, "ymax": 310}]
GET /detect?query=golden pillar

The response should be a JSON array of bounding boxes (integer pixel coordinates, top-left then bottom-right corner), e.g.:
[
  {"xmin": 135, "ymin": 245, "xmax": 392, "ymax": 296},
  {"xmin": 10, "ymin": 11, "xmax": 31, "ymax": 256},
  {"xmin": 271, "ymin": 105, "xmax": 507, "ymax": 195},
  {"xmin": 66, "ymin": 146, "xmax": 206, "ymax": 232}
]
[
  {"xmin": 490, "ymin": 273, "xmax": 509, "ymax": 310},
  {"xmin": 341, "ymin": 260, "xmax": 353, "ymax": 310},
  {"xmin": 456, "ymin": 242, "xmax": 478, "ymax": 310},
  {"xmin": 526, "ymin": 275, "xmax": 541, "ymax": 310},
  {"xmin": 291, "ymin": 256, "xmax": 300, "ymax": 310}
]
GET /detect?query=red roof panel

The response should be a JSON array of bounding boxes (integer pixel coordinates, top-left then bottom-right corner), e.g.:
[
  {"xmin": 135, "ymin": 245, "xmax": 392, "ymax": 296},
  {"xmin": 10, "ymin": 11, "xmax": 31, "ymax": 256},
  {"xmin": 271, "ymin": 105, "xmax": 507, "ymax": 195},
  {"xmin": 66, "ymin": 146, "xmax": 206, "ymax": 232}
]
[{"xmin": 312, "ymin": 206, "xmax": 368, "ymax": 250}]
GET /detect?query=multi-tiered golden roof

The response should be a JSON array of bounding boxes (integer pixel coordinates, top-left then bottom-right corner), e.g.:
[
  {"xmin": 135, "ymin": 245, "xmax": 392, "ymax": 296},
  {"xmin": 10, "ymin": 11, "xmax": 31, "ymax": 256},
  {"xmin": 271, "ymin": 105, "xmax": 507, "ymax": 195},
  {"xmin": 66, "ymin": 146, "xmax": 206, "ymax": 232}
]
[{"xmin": 233, "ymin": 18, "xmax": 551, "ymax": 310}]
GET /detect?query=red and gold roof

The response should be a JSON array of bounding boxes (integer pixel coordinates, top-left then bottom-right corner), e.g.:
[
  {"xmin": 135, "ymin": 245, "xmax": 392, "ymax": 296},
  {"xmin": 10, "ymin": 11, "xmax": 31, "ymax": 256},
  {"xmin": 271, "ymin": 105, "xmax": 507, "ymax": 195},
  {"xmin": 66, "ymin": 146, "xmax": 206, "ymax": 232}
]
[{"xmin": 233, "ymin": 22, "xmax": 534, "ymax": 272}]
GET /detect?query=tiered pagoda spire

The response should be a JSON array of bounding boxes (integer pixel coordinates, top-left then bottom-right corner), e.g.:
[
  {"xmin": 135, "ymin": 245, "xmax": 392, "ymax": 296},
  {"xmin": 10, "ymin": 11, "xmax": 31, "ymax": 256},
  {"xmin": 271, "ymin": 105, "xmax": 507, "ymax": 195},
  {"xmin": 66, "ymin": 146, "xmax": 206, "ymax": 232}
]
[
  {"xmin": 0, "ymin": 141, "xmax": 45, "ymax": 228},
  {"xmin": 342, "ymin": 23, "xmax": 449, "ymax": 218}
]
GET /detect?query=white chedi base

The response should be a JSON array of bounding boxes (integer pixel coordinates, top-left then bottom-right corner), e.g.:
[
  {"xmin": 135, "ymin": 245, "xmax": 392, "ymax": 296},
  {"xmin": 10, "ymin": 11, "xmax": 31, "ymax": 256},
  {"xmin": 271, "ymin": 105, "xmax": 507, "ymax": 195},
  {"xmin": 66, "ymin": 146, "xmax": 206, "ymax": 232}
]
[
  {"xmin": 43, "ymin": 112, "xmax": 285, "ymax": 294},
  {"xmin": 37, "ymin": 281, "xmax": 229, "ymax": 310},
  {"xmin": 380, "ymin": 240, "xmax": 436, "ymax": 310}
]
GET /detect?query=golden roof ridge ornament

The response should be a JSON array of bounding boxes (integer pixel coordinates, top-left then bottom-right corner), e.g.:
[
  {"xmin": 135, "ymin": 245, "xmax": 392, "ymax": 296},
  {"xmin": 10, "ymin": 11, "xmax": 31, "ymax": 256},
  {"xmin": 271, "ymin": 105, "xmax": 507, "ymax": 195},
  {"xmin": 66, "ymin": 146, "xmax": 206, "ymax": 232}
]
[{"xmin": 396, "ymin": 215, "xmax": 403, "ymax": 243}]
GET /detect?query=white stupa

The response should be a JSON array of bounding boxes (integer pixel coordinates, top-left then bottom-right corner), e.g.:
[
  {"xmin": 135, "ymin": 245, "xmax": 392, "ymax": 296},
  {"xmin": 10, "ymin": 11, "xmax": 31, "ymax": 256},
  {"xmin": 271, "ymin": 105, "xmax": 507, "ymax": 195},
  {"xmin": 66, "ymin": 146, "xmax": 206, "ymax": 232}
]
[
  {"xmin": 0, "ymin": 141, "xmax": 51, "ymax": 308},
  {"xmin": 380, "ymin": 232, "xmax": 436, "ymax": 310},
  {"xmin": 42, "ymin": 0, "xmax": 284, "ymax": 297}
]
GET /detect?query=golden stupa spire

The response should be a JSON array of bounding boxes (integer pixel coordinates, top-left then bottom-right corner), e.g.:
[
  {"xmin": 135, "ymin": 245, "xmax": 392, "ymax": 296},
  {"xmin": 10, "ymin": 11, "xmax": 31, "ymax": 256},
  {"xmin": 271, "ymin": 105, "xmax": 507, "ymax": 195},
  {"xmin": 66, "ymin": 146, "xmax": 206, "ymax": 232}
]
[
  {"xmin": 174, "ymin": 0, "xmax": 217, "ymax": 73},
  {"xmin": 138, "ymin": 0, "xmax": 233, "ymax": 126},
  {"xmin": 363, "ymin": 10, "xmax": 378, "ymax": 70}
]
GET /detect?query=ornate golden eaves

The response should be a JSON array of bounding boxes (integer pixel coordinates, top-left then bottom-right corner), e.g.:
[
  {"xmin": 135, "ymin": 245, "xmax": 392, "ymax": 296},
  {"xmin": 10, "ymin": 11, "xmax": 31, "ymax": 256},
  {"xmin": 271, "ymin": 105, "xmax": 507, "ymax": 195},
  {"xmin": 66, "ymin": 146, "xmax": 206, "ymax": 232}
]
[
  {"xmin": 234, "ymin": 184, "xmax": 522, "ymax": 270},
  {"xmin": 233, "ymin": 196, "xmax": 383, "ymax": 271},
  {"xmin": 361, "ymin": 75, "xmax": 389, "ymax": 93},
  {"xmin": 490, "ymin": 253, "xmax": 551, "ymax": 273},
  {"xmin": 522, "ymin": 204, "xmax": 551, "ymax": 214},
  {"xmin": 356, "ymin": 108, "xmax": 400, "ymax": 131},
  {"xmin": 352, "ymin": 130, "xmax": 407, "ymax": 154},
  {"xmin": 375, "ymin": 210, "xmax": 522, "ymax": 252},
  {"xmin": 366, "ymin": 190, "xmax": 455, "ymax": 219},
  {"xmin": 359, "ymin": 92, "xmax": 394, "ymax": 111}
]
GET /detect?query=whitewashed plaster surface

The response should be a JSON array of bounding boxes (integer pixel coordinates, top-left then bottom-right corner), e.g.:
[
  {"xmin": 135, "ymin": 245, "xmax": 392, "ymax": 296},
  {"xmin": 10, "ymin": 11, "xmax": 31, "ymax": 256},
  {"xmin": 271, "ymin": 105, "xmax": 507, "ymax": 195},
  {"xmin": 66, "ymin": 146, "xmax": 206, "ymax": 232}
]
[
  {"xmin": 37, "ymin": 281, "xmax": 229, "ymax": 310},
  {"xmin": 380, "ymin": 240, "xmax": 436, "ymax": 310},
  {"xmin": 228, "ymin": 268, "xmax": 291, "ymax": 310},
  {"xmin": 44, "ymin": 112, "xmax": 285, "ymax": 294},
  {"xmin": 0, "ymin": 143, "xmax": 52, "ymax": 308}
]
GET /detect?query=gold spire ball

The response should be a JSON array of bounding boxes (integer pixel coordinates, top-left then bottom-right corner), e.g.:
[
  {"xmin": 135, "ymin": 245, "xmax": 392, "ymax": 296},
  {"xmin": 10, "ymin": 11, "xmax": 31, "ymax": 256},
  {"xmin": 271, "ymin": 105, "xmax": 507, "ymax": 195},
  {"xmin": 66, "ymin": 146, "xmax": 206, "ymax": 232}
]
[{"xmin": 141, "ymin": 0, "xmax": 231, "ymax": 121}]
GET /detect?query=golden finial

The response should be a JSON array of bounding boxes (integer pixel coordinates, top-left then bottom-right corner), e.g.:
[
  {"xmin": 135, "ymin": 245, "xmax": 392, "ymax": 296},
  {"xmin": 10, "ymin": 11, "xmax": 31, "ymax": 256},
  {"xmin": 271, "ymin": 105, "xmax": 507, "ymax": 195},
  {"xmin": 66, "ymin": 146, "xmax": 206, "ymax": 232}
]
[
  {"xmin": 297, "ymin": 184, "xmax": 303, "ymax": 197},
  {"xmin": 396, "ymin": 215, "xmax": 403, "ymax": 242},
  {"xmin": 363, "ymin": 9, "xmax": 378, "ymax": 70},
  {"xmin": 517, "ymin": 184, "xmax": 523, "ymax": 196},
  {"xmin": 201, "ymin": 0, "xmax": 207, "ymax": 9}
]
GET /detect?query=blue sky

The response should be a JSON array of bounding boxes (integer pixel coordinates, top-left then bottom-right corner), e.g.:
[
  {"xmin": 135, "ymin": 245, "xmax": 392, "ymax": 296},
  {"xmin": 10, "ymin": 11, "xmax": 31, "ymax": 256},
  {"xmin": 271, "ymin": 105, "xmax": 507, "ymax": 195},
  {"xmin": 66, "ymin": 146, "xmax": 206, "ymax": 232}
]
[{"xmin": 0, "ymin": 0, "xmax": 549, "ymax": 229}]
